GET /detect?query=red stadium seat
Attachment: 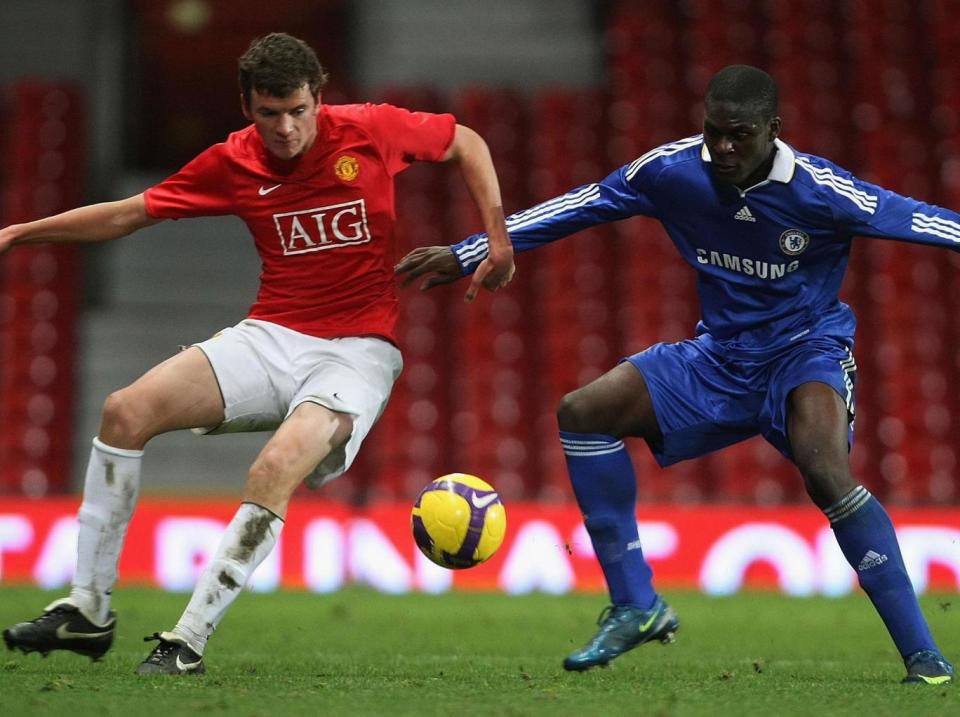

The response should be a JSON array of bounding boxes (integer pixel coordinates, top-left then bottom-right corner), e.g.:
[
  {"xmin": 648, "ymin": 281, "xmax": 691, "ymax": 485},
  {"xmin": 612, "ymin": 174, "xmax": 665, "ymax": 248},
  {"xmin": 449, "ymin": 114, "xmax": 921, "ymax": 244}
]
[{"xmin": 0, "ymin": 83, "xmax": 83, "ymax": 496}]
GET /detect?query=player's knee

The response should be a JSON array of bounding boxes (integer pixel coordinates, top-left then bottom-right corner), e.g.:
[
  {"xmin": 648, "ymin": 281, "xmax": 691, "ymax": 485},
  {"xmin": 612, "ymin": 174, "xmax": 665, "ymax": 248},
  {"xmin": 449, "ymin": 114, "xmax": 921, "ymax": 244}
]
[
  {"xmin": 99, "ymin": 390, "xmax": 151, "ymax": 449},
  {"xmin": 557, "ymin": 391, "xmax": 596, "ymax": 433}
]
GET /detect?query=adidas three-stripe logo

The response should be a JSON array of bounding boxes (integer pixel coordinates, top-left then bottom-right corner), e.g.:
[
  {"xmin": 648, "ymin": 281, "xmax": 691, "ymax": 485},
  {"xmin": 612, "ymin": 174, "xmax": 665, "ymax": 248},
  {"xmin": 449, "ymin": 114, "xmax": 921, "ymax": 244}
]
[{"xmin": 734, "ymin": 206, "xmax": 756, "ymax": 222}]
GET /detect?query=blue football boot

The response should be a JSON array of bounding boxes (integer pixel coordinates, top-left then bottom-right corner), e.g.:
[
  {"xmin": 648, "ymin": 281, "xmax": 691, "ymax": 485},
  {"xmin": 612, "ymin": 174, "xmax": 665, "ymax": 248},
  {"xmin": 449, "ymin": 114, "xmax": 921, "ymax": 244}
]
[
  {"xmin": 563, "ymin": 596, "xmax": 679, "ymax": 671},
  {"xmin": 902, "ymin": 650, "xmax": 954, "ymax": 685}
]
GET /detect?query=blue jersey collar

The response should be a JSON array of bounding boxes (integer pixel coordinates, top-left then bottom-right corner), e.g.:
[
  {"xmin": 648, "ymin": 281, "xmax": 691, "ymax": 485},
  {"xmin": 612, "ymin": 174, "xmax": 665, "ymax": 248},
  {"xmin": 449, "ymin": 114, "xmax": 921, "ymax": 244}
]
[{"xmin": 700, "ymin": 138, "xmax": 796, "ymax": 184}]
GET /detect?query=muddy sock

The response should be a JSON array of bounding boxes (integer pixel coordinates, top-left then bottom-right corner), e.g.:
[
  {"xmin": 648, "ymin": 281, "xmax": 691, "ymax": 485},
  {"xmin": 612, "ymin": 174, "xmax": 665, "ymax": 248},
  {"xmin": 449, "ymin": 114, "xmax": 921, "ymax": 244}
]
[
  {"xmin": 172, "ymin": 502, "xmax": 282, "ymax": 654},
  {"xmin": 70, "ymin": 438, "xmax": 142, "ymax": 624}
]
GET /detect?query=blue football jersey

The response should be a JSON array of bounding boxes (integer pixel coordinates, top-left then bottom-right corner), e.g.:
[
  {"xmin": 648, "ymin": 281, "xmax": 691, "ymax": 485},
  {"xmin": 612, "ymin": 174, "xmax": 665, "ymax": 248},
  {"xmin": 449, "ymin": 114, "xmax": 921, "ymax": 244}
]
[{"xmin": 453, "ymin": 135, "xmax": 960, "ymax": 346}]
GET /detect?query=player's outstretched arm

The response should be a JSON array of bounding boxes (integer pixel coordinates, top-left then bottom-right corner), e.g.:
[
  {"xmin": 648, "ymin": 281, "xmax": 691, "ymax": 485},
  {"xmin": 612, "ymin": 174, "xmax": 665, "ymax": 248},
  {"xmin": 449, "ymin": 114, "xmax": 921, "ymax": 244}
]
[
  {"xmin": 396, "ymin": 157, "xmax": 657, "ymax": 291},
  {"xmin": 442, "ymin": 124, "xmax": 514, "ymax": 302},
  {"xmin": 0, "ymin": 193, "xmax": 162, "ymax": 256}
]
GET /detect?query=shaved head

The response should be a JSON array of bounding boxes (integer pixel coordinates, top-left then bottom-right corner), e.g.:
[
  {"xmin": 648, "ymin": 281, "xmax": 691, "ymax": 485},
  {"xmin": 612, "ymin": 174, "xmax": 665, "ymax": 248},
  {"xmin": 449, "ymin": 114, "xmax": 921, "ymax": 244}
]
[{"xmin": 706, "ymin": 65, "xmax": 778, "ymax": 121}]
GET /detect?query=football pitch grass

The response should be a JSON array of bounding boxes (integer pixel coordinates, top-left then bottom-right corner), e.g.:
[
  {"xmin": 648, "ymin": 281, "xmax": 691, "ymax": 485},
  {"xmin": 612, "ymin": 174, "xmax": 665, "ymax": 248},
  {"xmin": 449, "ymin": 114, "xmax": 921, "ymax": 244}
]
[{"xmin": 1, "ymin": 587, "xmax": 956, "ymax": 716}]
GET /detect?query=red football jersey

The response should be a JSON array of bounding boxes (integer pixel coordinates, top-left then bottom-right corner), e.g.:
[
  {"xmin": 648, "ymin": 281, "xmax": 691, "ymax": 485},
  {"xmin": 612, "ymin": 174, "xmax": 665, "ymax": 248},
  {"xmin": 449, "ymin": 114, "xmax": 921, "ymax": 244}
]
[{"xmin": 143, "ymin": 103, "xmax": 456, "ymax": 343}]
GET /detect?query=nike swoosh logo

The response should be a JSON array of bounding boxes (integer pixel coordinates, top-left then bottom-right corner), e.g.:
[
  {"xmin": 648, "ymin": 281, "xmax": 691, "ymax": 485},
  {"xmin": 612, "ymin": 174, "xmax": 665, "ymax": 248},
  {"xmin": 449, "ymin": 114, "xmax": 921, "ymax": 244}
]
[
  {"xmin": 56, "ymin": 623, "xmax": 112, "ymax": 640},
  {"xmin": 638, "ymin": 612, "xmax": 658, "ymax": 633},
  {"xmin": 176, "ymin": 654, "xmax": 203, "ymax": 671},
  {"xmin": 471, "ymin": 492, "xmax": 498, "ymax": 509},
  {"xmin": 258, "ymin": 184, "xmax": 282, "ymax": 196}
]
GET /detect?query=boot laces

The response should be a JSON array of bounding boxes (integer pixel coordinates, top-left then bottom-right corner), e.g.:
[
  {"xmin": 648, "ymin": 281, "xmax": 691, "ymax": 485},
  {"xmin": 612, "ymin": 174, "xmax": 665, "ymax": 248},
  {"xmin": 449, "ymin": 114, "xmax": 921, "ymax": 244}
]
[{"xmin": 142, "ymin": 633, "xmax": 179, "ymax": 663}]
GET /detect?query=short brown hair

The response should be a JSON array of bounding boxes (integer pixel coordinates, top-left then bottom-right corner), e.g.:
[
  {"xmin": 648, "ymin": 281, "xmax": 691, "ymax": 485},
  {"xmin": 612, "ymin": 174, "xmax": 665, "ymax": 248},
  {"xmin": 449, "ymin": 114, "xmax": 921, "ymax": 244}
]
[{"xmin": 238, "ymin": 33, "xmax": 329, "ymax": 107}]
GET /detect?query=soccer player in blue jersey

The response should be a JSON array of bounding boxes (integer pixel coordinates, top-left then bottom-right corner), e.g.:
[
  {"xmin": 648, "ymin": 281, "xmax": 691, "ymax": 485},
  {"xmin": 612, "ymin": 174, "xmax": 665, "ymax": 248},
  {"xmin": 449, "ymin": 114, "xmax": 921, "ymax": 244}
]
[{"xmin": 395, "ymin": 65, "xmax": 955, "ymax": 684}]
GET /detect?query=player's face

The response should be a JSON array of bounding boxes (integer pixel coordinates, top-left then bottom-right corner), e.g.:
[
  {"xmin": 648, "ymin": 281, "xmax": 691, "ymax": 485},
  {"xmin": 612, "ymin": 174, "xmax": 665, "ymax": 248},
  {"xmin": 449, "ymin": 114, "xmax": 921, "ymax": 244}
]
[
  {"xmin": 703, "ymin": 100, "xmax": 781, "ymax": 188},
  {"xmin": 243, "ymin": 84, "xmax": 320, "ymax": 160}
]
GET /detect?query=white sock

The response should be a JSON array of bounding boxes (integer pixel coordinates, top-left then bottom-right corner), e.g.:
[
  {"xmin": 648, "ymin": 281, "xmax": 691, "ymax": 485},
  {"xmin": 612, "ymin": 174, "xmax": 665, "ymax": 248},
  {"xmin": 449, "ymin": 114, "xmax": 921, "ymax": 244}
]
[
  {"xmin": 70, "ymin": 437, "xmax": 143, "ymax": 624},
  {"xmin": 174, "ymin": 502, "xmax": 282, "ymax": 654}
]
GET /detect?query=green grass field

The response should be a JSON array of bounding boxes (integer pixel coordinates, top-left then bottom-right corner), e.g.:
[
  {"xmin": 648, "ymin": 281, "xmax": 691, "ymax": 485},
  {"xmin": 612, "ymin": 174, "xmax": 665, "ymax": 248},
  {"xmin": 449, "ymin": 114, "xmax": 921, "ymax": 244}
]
[{"xmin": 0, "ymin": 587, "xmax": 956, "ymax": 717}]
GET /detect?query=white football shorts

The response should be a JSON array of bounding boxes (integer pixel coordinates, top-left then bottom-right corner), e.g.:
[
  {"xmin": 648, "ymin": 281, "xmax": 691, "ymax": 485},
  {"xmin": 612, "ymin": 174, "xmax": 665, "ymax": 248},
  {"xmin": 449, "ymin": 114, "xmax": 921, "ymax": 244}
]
[{"xmin": 192, "ymin": 318, "xmax": 403, "ymax": 486}]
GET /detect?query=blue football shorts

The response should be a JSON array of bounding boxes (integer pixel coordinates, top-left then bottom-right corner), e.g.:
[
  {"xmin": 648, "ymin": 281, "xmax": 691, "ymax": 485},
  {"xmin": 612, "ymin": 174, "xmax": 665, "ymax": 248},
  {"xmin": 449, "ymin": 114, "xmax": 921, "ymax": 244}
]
[{"xmin": 625, "ymin": 333, "xmax": 856, "ymax": 467}]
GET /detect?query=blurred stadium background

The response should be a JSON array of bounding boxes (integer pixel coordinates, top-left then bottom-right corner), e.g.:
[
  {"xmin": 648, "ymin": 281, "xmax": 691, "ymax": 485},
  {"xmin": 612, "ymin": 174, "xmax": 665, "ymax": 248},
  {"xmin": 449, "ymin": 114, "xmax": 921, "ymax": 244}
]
[{"xmin": 1, "ymin": 0, "xmax": 959, "ymax": 595}]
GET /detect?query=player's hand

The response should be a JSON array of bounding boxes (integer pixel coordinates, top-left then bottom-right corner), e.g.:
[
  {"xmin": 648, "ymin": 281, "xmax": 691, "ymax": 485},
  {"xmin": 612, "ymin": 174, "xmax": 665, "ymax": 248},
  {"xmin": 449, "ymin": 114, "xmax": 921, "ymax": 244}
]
[
  {"xmin": 395, "ymin": 246, "xmax": 463, "ymax": 291},
  {"xmin": 0, "ymin": 227, "xmax": 16, "ymax": 256},
  {"xmin": 465, "ymin": 244, "xmax": 514, "ymax": 302}
]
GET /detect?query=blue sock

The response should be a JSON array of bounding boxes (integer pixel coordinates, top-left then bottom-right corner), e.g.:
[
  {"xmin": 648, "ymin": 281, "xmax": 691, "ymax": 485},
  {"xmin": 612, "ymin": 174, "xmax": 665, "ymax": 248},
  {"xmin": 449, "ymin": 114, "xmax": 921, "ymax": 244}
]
[
  {"xmin": 828, "ymin": 486, "xmax": 938, "ymax": 658},
  {"xmin": 560, "ymin": 430, "xmax": 656, "ymax": 609}
]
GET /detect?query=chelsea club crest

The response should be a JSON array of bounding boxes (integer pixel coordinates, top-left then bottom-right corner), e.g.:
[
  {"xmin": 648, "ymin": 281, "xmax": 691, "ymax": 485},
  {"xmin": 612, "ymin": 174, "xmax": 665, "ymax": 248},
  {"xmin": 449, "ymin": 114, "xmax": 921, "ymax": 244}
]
[{"xmin": 779, "ymin": 229, "xmax": 810, "ymax": 256}]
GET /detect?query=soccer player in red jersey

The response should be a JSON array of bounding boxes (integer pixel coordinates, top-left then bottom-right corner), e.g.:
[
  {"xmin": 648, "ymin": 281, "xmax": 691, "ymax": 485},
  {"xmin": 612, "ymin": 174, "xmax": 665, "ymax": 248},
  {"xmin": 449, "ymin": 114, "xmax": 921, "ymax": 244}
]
[{"xmin": 0, "ymin": 33, "xmax": 514, "ymax": 674}]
